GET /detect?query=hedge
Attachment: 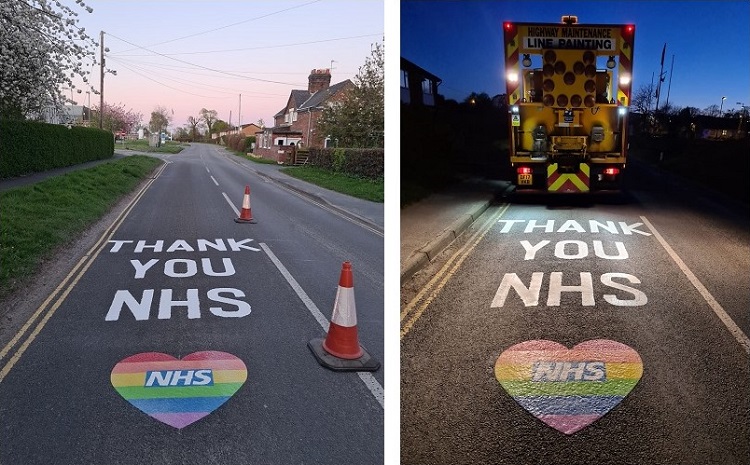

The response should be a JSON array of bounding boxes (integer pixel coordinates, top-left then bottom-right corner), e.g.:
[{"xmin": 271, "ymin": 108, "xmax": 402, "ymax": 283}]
[
  {"xmin": 0, "ymin": 119, "xmax": 114, "ymax": 178},
  {"xmin": 307, "ymin": 147, "xmax": 384, "ymax": 180}
]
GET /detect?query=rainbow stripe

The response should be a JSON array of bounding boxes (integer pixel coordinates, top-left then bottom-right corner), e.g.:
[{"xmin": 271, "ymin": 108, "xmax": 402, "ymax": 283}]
[
  {"xmin": 111, "ymin": 351, "xmax": 247, "ymax": 429},
  {"xmin": 495, "ymin": 339, "xmax": 643, "ymax": 434}
]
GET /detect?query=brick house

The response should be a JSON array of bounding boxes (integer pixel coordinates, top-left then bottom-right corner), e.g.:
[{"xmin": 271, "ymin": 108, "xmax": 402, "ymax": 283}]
[
  {"xmin": 212, "ymin": 123, "xmax": 263, "ymax": 142},
  {"xmin": 254, "ymin": 69, "xmax": 354, "ymax": 162}
]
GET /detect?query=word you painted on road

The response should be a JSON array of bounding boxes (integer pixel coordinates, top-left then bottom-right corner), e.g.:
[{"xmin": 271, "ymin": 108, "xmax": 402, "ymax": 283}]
[
  {"xmin": 492, "ymin": 220, "xmax": 651, "ymax": 308},
  {"xmin": 105, "ymin": 238, "xmax": 259, "ymax": 321},
  {"xmin": 111, "ymin": 351, "xmax": 247, "ymax": 429},
  {"xmin": 495, "ymin": 339, "xmax": 643, "ymax": 434}
]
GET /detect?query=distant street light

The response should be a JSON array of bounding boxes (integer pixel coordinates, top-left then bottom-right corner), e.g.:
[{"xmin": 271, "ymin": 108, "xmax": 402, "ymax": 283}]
[{"xmin": 720, "ymin": 96, "xmax": 726, "ymax": 116}]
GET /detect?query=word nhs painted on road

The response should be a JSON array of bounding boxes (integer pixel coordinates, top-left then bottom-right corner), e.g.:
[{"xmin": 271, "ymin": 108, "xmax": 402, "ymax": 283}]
[
  {"xmin": 145, "ymin": 369, "xmax": 214, "ymax": 387},
  {"xmin": 532, "ymin": 361, "xmax": 606, "ymax": 382}
]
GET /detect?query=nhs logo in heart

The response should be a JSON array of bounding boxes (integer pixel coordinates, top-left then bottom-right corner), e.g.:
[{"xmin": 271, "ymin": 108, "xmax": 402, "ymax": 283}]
[
  {"xmin": 495, "ymin": 340, "xmax": 643, "ymax": 434},
  {"xmin": 111, "ymin": 351, "xmax": 247, "ymax": 429}
]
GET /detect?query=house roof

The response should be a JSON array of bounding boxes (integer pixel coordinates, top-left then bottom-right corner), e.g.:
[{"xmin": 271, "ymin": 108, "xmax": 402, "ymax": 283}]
[
  {"xmin": 273, "ymin": 80, "xmax": 354, "ymax": 117},
  {"xmin": 401, "ymin": 57, "xmax": 442, "ymax": 83},
  {"xmin": 274, "ymin": 89, "xmax": 312, "ymax": 117},
  {"xmin": 299, "ymin": 80, "xmax": 353, "ymax": 110}
]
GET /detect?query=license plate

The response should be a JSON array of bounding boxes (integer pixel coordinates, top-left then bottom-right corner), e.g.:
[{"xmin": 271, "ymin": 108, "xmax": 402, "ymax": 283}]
[{"xmin": 518, "ymin": 174, "xmax": 533, "ymax": 185}]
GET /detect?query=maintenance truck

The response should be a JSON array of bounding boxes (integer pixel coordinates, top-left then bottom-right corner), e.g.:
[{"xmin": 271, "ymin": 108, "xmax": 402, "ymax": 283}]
[{"xmin": 503, "ymin": 16, "xmax": 635, "ymax": 193}]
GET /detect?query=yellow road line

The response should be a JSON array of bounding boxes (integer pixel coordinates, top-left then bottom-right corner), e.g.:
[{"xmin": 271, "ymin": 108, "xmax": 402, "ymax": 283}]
[
  {"xmin": 0, "ymin": 162, "xmax": 167, "ymax": 383},
  {"xmin": 401, "ymin": 204, "xmax": 510, "ymax": 339}
]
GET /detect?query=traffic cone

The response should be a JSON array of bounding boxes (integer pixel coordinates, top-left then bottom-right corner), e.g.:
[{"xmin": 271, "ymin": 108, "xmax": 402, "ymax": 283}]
[
  {"xmin": 234, "ymin": 185, "xmax": 257, "ymax": 223},
  {"xmin": 308, "ymin": 262, "xmax": 380, "ymax": 372}
]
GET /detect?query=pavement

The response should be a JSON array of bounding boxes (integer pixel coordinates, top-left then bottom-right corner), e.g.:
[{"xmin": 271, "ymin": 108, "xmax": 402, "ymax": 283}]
[
  {"xmin": 400, "ymin": 178, "xmax": 511, "ymax": 284},
  {"xmin": 225, "ymin": 151, "xmax": 384, "ymax": 233}
]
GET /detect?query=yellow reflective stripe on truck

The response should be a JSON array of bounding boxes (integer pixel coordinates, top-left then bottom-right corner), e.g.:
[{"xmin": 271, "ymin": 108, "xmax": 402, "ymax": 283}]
[{"xmin": 547, "ymin": 163, "xmax": 591, "ymax": 192}]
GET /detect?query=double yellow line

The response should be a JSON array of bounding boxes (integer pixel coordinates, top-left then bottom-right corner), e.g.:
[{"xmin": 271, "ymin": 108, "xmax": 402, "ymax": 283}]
[
  {"xmin": 400, "ymin": 204, "xmax": 510, "ymax": 339},
  {"xmin": 0, "ymin": 162, "xmax": 167, "ymax": 383}
]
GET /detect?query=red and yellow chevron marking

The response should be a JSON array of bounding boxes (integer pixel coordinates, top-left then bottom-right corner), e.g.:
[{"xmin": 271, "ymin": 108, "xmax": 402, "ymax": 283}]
[
  {"xmin": 547, "ymin": 163, "xmax": 590, "ymax": 193},
  {"xmin": 617, "ymin": 25, "xmax": 634, "ymax": 106},
  {"xmin": 503, "ymin": 22, "xmax": 520, "ymax": 104}
]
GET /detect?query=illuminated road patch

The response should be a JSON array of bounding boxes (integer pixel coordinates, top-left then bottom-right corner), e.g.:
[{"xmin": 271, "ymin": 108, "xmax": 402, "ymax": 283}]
[{"xmin": 495, "ymin": 339, "xmax": 643, "ymax": 434}]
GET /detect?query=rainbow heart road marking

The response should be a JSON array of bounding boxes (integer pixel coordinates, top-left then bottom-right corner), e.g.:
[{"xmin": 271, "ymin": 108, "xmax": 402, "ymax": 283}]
[
  {"xmin": 495, "ymin": 339, "xmax": 643, "ymax": 435},
  {"xmin": 111, "ymin": 351, "xmax": 247, "ymax": 429}
]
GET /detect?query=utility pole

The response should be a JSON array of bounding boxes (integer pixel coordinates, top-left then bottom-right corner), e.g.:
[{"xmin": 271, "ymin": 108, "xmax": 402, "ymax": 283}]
[
  {"xmin": 99, "ymin": 30, "xmax": 104, "ymax": 129},
  {"xmin": 654, "ymin": 43, "xmax": 666, "ymax": 113},
  {"xmin": 665, "ymin": 55, "xmax": 675, "ymax": 109},
  {"xmin": 238, "ymin": 94, "xmax": 242, "ymax": 132}
]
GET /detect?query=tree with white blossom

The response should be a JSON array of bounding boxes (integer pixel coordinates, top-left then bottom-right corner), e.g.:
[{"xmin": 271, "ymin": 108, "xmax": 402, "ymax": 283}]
[
  {"xmin": 316, "ymin": 41, "xmax": 384, "ymax": 148},
  {"xmin": 0, "ymin": 0, "xmax": 99, "ymax": 120}
]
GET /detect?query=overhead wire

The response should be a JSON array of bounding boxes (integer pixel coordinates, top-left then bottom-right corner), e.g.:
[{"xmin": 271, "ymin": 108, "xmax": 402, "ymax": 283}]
[
  {"xmin": 114, "ymin": 0, "xmax": 322, "ymax": 54},
  {"xmin": 113, "ymin": 33, "xmax": 384, "ymax": 57},
  {"xmin": 109, "ymin": 56, "xmax": 286, "ymax": 98},
  {"xmin": 105, "ymin": 32, "xmax": 307, "ymax": 87}
]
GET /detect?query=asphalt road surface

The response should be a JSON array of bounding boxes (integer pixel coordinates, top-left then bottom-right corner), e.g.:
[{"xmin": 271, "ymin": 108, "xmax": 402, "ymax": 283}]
[
  {"xmin": 0, "ymin": 144, "xmax": 384, "ymax": 465},
  {"xmin": 401, "ymin": 163, "xmax": 750, "ymax": 465}
]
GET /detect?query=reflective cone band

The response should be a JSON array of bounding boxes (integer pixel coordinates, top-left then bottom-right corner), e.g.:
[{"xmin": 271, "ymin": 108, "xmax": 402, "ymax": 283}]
[
  {"xmin": 322, "ymin": 262, "xmax": 363, "ymax": 359},
  {"xmin": 307, "ymin": 261, "xmax": 380, "ymax": 372},
  {"xmin": 235, "ymin": 185, "xmax": 257, "ymax": 223}
]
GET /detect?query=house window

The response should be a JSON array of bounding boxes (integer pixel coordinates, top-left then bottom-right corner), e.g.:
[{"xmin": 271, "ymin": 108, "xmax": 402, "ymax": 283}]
[
  {"xmin": 422, "ymin": 79, "xmax": 432, "ymax": 94},
  {"xmin": 292, "ymin": 109, "xmax": 297, "ymax": 122},
  {"xmin": 401, "ymin": 70, "xmax": 409, "ymax": 88}
]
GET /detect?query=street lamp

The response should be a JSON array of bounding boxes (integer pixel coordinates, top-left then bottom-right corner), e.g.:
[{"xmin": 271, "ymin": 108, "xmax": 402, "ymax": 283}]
[{"xmin": 720, "ymin": 96, "xmax": 726, "ymax": 116}]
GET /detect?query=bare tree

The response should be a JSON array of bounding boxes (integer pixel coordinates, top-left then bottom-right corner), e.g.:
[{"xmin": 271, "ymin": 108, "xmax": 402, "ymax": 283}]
[
  {"xmin": 631, "ymin": 83, "xmax": 655, "ymax": 115},
  {"xmin": 702, "ymin": 105, "xmax": 720, "ymax": 117},
  {"xmin": 187, "ymin": 115, "xmax": 203, "ymax": 141},
  {"xmin": 200, "ymin": 108, "xmax": 218, "ymax": 138}
]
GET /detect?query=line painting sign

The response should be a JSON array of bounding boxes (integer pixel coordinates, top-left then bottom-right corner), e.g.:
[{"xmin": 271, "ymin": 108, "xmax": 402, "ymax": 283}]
[
  {"xmin": 111, "ymin": 351, "xmax": 248, "ymax": 429},
  {"xmin": 495, "ymin": 339, "xmax": 643, "ymax": 434}
]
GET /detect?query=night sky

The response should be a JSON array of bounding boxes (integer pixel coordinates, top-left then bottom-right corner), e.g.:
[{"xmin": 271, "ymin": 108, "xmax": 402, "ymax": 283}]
[{"xmin": 401, "ymin": 1, "xmax": 750, "ymax": 113}]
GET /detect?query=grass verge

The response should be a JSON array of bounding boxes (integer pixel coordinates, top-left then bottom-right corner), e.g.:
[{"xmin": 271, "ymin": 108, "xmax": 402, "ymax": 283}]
[
  {"xmin": 119, "ymin": 139, "xmax": 186, "ymax": 154},
  {"xmin": 0, "ymin": 155, "xmax": 163, "ymax": 297},
  {"xmin": 281, "ymin": 166, "xmax": 384, "ymax": 202}
]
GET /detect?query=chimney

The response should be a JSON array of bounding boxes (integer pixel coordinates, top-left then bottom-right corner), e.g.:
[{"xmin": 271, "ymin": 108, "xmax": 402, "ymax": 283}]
[{"xmin": 308, "ymin": 68, "xmax": 332, "ymax": 94}]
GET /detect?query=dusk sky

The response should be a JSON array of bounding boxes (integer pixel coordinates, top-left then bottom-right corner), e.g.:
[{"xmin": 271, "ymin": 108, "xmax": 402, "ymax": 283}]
[
  {"xmin": 69, "ymin": 0, "xmax": 384, "ymax": 131},
  {"xmin": 401, "ymin": 1, "xmax": 750, "ymax": 113}
]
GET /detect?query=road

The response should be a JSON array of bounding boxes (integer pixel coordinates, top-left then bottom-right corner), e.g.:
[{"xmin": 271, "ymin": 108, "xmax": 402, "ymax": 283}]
[
  {"xmin": 400, "ymin": 163, "xmax": 750, "ymax": 465},
  {"xmin": 0, "ymin": 143, "xmax": 384, "ymax": 465}
]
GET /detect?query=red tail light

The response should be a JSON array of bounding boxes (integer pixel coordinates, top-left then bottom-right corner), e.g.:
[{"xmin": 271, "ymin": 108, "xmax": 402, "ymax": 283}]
[
  {"xmin": 517, "ymin": 167, "xmax": 532, "ymax": 174},
  {"xmin": 604, "ymin": 167, "xmax": 620, "ymax": 175}
]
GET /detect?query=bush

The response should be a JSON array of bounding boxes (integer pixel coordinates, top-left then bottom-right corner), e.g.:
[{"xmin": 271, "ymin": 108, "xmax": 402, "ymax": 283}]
[
  {"xmin": 307, "ymin": 147, "xmax": 383, "ymax": 179},
  {"xmin": 0, "ymin": 119, "xmax": 114, "ymax": 178}
]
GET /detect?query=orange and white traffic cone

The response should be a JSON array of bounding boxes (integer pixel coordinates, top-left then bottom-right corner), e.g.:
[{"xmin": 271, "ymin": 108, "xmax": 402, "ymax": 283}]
[
  {"xmin": 234, "ymin": 185, "xmax": 257, "ymax": 223},
  {"xmin": 308, "ymin": 262, "xmax": 380, "ymax": 372}
]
